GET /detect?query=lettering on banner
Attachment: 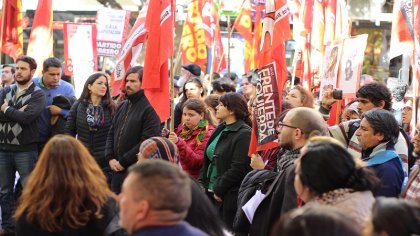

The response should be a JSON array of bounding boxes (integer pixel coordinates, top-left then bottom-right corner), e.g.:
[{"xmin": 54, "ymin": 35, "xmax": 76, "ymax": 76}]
[
  {"xmin": 254, "ymin": 62, "xmax": 280, "ymax": 145},
  {"xmin": 97, "ymin": 42, "xmax": 122, "ymax": 57}
]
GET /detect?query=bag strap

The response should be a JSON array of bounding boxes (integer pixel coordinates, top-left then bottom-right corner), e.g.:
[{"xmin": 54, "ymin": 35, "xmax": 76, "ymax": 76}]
[{"xmin": 103, "ymin": 213, "xmax": 120, "ymax": 236}]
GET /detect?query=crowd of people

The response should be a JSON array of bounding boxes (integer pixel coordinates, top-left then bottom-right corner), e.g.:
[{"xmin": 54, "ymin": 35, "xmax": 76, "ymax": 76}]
[{"xmin": 0, "ymin": 57, "xmax": 419, "ymax": 236}]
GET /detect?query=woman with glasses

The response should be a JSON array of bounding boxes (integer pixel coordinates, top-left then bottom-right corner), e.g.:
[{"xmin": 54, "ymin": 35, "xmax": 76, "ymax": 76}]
[{"xmin": 199, "ymin": 92, "xmax": 252, "ymax": 232}]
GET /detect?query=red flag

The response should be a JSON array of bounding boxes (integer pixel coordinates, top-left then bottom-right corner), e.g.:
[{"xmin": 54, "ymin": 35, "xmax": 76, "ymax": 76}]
[
  {"xmin": 27, "ymin": 0, "xmax": 53, "ymax": 76},
  {"xmin": 252, "ymin": 5, "xmax": 264, "ymax": 69},
  {"xmin": 389, "ymin": 0, "xmax": 414, "ymax": 59},
  {"xmin": 142, "ymin": 0, "xmax": 174, "ymax": 122},
  {"xmin": 233, "ymin": 0, "xmax": 253, "ymax": 72},
  {"xmin": 112, "ymin": 13, "xmax": 147, "ymax": 96},
  {"xmin": 1, "ymin": 0, "xmax": 23, "ymax": 61},
  {"xmin": 212, "ymin": 20, "xmax": 227, "ymax": 73},
  {"xmin": 201, "ymin": 0, "xmax": 217, "ymax": 47},
  {"xmin": 249, "ymin": 0, "xmax": 291, "ymax": 155}
]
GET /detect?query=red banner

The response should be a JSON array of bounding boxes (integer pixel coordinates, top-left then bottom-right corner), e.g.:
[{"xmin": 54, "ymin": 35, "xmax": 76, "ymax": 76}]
[
  {"xmin": 234, "ymin": 0, "xmax": 253, "ymax": 72},
  {"xmin": 249, "ymin": 0, "xmax": 291, "ymax": 155},
  {"xmin": 389, "ymin": 0, "xmax": 415, "ymax": 59},
  {"xmin": 26, "ymin": 0, "xmax": 53, "ymax": 76},
  {"xmin": 142, "ymin": 0, "xmax": 173, "ymax": 122},
  {"xmin": 180, "ymin": 0, "xmax": 207, "ymax": 65},
  {"xmin": 1, "ymin": 0, "xmax": 23, "ymax": 61}
]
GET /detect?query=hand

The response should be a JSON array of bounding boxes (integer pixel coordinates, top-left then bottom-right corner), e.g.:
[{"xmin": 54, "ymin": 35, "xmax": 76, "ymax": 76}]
[
  {"xmin": 1, "ymin": 99, "xmax": 8, "ymax": 112},
  {"xmin": 161, "ymin": 128, "xmax": 169, "ymax": 137},
  {"xmin": 250, "ymin": 154, "xmax": 265, "ymax": 170},
  {"xmin": 114, "ymin": 161, "xmax": 125, "ymax": 171},
  {"xmin": 19, "ymin": 105, "xmax": 28, "ymax": 112},
  {"xmin": 321, "ymin": 88, "xmax": 336, "ymax": 109},
  {"xmin": 168, "ymin": 132, "xmax": 179, "ymax": 144},
  {"xmin": 109, "ymin": 159, "xmax": 123, "ymax": 172},
  {"xmin": 49, "ymin": 105, "xmax": 62, "ymax": 115},
  {"xmin": 214, "ymin": 193, "xmax": 222, "ymax": 202}
]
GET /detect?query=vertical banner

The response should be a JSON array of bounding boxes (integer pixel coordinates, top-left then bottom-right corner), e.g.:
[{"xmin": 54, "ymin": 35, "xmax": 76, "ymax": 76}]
[
  {"xmin": 338, "ymin": 34, "xmax": 368, "ymax": 97},
  {"xmin": 1, "ymin": 0, "xmax": 23, "ymax": 61},
  {"xmin": 96, "ymin": 9, "xmax": 130, "ymax": 57},
  {"xmin": 389, "ymin": 0, "xmax": 414, "ymax": 59},
  {"xmin": 63, "ymin": 23, "xmax": 97, "ymax": 97},
  {"xmin": 180, "ymin": 0, "xmax": 207, "ymax": 65},
  {"xmin": 319, "ymin": 41, "xmax": 342, "ymax": 97}
]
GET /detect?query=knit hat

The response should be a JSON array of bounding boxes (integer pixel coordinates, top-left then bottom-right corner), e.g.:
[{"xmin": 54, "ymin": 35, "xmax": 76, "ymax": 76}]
[
  {"xmin": 346, "ymin": 101, "xmax": 359, "ymax": 113},
  {"xmin": 138, "ymin": 137, "xmax": 179, "ymax": 164},
  {"xmin": 182, "ymin": 64, "xmax": 201, "ymax": 76}
]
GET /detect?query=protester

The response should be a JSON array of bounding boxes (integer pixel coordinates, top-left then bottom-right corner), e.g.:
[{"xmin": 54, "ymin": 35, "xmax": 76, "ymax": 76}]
[
  {"xmin": 211, "ymin": 78, "xmax": 236, "ymax": 96},
  {"xmin": 402, "ymin": 101, "xmax": 413, "ymax": 136},
  {"xmin": 356, "ymin": 109, "xmax": 406, "ymax": 197},
  {"xmin": 365, "ymin": 197, "xmax": 420, "ymax": 236},
  {"xmin": 105, "ymin": 66, "xmax": 161, "ymax": 194},
  {"xmin": 167, "ymin": 99, "xmax": 216, "ymax": 179},
  {"xmin": 0, "ymin": 56, "xmax": 46, "ymax": 236},
  {"xmin": 178, "ymin": 63, "xmax": 202, "ymax": 88},
  {"xmin": 119, "ymin": 160, "xmax": 207, "ymax": 236},
  {"xmin": 33, "ymin": 57, "xmax": 75, "ymax": 150},
  {"xmin": 401, "ymin": 119, "xmax": 420, "ymax": 201},
  {"xmin": 325, "ymin": 82, "xmax": 409, "ymax": 171},
  {"xmin": 199, "ymin": 92, "xmax": 252, "ymax": 231},
  {"xmin": 204, "ymin": 94, "xmax": 221, "ymax": 125},
  {"xmin": 174, "ymin": 77, "xmax": 206, "ymax": 128},
  {"xmin": 294, "ymin": 137, "xmax": 379, "ymax": 232},
  {"xmin": 14, "ymin": 135, "xmax": 125, "ymax": 236},
  {"xmin": 340, "ymin": 100, "xmax": 360, "ymax": 122},
  {"xmin": 271, "ymin": 205, "xmax": 360, "ymax": 236},
  {"xmin": 248, "ymin": 107, "xmax": 328, "ymax": 236},
  {"xmin": 239, "ymin": 72, "xmax": 257, "ymax": 102},
  {"xmin": 136, "ymin": 137, "xmax": 229, "ymax": 236},
  {"xmin": 65, "ymin": 72, "xmax": 115, "ymax": 182},
  {"xmin": 1, "ymin": 64, "xmax": 15, "ymax": 88},
  {"xmin": 285, "ymin": 85, "xmax": 314, "ymax": 108}
]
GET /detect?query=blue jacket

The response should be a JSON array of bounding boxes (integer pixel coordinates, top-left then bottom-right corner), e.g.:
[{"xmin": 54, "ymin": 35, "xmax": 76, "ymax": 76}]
[{"xmin": 33, "ymin": 77, "xmax": 75, "ymax": 142}]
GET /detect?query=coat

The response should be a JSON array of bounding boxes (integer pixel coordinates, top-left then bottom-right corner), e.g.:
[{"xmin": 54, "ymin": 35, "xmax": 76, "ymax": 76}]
[
  {"xmin": 175, "ymin": 123, "xmax": 215, "ymax": 179},
  {"xmin": 199, "ymin": 120, "xmax": 252, "ymax": 230},
  {"xmin": 65, "ymin": 100, "xmax": 113, "ymax": 168},
  {"xmin": 105, "ymin": 90, "xmax": 161, "ymax": 168}
]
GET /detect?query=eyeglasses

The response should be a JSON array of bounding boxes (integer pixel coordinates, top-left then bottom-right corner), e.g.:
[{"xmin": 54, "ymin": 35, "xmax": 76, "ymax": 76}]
[{"xmin": 277, "ymin": 122, "xmax": 304, "ymax": 134}]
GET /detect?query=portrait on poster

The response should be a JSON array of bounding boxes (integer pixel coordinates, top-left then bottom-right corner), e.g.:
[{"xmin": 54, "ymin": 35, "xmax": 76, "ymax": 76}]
[{"xmin": 320, "ymin": 41, "xmax": 342, "ymax": 98}]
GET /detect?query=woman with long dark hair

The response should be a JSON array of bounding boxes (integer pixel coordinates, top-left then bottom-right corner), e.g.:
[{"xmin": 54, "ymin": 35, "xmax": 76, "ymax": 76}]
[
  {"xmin": 168, "ymin": 99, "xmax": 216, "ymax": 179},
  {"xmin": 65, "ymin": 72, "xmax": 115, "ymax": 180},
  {"xmin": 199, "ymin": 92, "xmax": 252, "ymax": 231},
  {"xmin": 294, "ymin": 136, "xmax": 380, "ymax": 233},
  {"xmin": 14, "ymin": 135, "xmax": 125, "ymax": 236}
]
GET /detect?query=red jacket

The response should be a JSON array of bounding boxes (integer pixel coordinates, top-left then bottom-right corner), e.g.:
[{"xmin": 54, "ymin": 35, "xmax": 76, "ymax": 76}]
[{"xmin": 175, "ymin": 123, "xmax": 215, "ymax": 179}]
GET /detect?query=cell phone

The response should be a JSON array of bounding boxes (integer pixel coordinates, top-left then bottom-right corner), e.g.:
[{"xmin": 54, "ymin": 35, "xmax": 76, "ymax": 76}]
[{"xmin": 332, "ymin": 89, "xmax": 343, "ymax": 100}]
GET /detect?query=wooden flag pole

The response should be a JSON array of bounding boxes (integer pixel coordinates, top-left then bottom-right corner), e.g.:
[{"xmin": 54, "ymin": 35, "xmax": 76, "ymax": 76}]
[
  {"xmin": 227, "ymin": 12, "xmax": 231, "ymax": 80},
  {"xmin": 208, "ymin": 40, "xmax": 216, "ymax": 95}
]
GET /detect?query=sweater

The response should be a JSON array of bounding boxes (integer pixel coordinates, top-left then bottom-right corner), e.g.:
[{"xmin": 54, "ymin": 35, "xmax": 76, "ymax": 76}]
[
  {"xmin": 0, "ymin": 83, "xmax": 46, "ymax": 151},
  {"xmin": 33, "ymin": 77, "xmax": 75, "ymax": 142}
]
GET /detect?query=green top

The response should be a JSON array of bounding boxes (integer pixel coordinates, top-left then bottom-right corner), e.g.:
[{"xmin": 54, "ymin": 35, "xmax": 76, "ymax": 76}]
[{"xmin": 206, "ymin": 124, "xmax": 233, "ymax": 190}]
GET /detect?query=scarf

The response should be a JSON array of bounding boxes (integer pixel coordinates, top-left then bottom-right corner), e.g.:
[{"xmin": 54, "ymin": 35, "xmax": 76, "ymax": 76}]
[
  {"xmin": 86, "ymin": 103, "xmax": 104, "ymax": 131},
  {"xmin": 179, "ymin": 119, "xmax": 208, "ymax": 145}
]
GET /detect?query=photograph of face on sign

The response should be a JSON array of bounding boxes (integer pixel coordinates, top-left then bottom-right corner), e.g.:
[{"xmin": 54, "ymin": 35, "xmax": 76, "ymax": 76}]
[
  {"xmin": 319, "ymin": 42, "xmax": 342, "ymax": 98},
  {"xmin": 338, "ymin": 34, "xmax": 368, "ymax": 97}
]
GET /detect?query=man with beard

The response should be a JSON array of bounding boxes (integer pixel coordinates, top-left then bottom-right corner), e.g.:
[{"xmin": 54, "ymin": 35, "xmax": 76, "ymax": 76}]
[
  {"xmin": 106, "ymin": 66, "xmax": 161, "ymax": 194},
  {"xmin": 0, "ymin": 56, "xmax": 45, "ymax": 236},
  {"xmin": 249, "ymin": 107, "xmax": 328, "ymax": 236},
  {"xmin": 402, "ymin": 121, "xmax": 420, "ymax": 201}
]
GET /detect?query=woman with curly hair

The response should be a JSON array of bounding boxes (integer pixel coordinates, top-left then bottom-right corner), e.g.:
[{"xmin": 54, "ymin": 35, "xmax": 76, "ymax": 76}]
[{"xmin": 14, "ymin": 135, "xmax": 125, "ymax": 236}]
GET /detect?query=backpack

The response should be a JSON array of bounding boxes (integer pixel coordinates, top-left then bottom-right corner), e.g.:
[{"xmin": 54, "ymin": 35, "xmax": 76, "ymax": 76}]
[{"xmin": 233, "ymin": 169, "xmax": 278, "ymax": 233}]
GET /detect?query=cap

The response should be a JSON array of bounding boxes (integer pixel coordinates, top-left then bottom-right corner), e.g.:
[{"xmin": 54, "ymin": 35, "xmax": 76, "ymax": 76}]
[
  {"xmin": 139, "ymin": 137, "xmax": 179, "ymax": 164},
  {"xmin": 182, "ymin": 64, "xmax": 201, "ymax": 77}
]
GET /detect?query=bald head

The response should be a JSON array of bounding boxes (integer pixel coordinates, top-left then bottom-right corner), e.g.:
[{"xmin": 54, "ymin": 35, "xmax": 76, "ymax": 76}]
[{"xmin": 288, "ymin": 107, "xmax": 329, "ymax": 139}]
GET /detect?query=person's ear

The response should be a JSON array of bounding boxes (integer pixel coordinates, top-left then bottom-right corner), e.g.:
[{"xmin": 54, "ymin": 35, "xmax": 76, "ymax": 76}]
[{"xmin": 378, "ymin": 100, "xmax": 385, "ymax": 109}]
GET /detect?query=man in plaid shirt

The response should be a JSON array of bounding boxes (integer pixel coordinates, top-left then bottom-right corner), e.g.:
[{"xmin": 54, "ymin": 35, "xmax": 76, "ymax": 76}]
[{"xmin": 402, "ymin": 122, "xmax": 420, "ymax": 202}]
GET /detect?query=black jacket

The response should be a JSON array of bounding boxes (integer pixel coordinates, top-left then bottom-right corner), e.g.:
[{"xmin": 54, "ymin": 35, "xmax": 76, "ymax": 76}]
[
  {"xmin": 199, "ymin": 120, "xmax": 252, "ymax": 230},
  {"xmin": 65, "ymin": 100, "xmax": 113, "ymax": 168},
  {"xmin": 0, "ymin": 83, "xmax": 45, "ymax": 151},
  {"xmin": 105, "ymin": 90, "xmax": 161, "ymax": 168},
  {"xmin": 249, "ymin": 150, "xmax": 299, "ymax": 236}
]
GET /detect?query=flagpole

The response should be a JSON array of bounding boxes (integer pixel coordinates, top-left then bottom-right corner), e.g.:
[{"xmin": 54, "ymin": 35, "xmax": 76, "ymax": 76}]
[
  {"xmin": 208, "ymin": 40, "xmax": 216, "ymax": 95},
  {"xmin": 227, "ymin": 12, "xmax": 231, "ymax": 79}
]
